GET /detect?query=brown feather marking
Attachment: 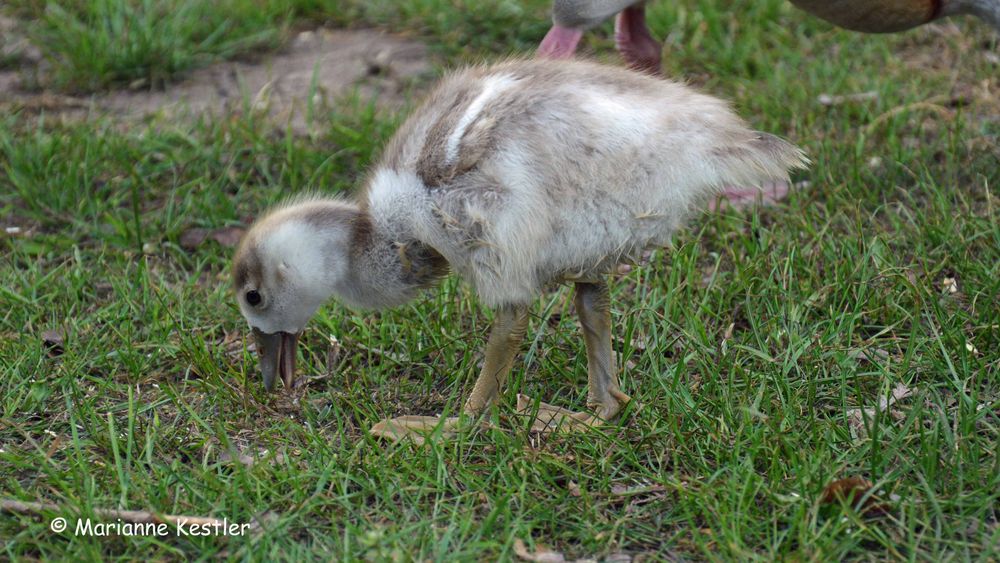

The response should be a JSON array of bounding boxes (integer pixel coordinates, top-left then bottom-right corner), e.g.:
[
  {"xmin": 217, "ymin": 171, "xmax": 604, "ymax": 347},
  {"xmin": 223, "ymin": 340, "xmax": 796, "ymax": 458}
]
[
  {"xmin": 232, "ymin": 240, "xmax": 263, "ymax": 291},
  {"xmin": 416, "ymin": 87, "xmax": 477, "ymax": 187}
]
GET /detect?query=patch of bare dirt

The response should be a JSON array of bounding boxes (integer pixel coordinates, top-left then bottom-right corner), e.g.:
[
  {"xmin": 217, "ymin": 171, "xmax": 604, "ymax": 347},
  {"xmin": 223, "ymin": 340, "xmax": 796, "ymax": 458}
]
[{"xmin": 1, "ymin": 25, "xmax": 433, "ymax": 133}]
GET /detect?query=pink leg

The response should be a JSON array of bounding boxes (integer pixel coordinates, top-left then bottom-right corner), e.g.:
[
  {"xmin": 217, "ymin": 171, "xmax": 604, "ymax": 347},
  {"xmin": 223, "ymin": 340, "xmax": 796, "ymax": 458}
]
[
  {"xmin": 537, "ymin": 24, "xmax": 584, "ymax": 59},
  {"xmin": 708, "ymin": 180, "xmax": 793, "ymax": 211},
  {"xmin": 614, "ymin": 4, "xmax": 662, "ymax": 75}
]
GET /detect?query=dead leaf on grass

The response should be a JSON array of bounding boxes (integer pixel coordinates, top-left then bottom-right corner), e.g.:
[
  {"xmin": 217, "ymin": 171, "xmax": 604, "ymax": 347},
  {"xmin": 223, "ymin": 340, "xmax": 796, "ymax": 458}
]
[
  {"xmin": 846, "ymin": 382, "xmax": 914, "ymax": 439},
  {"xmin": 179, "ymin": 228, "xmax": 210, "ymax": 249},
  {"xmin": 211, "ymin": 226, "xmax": 246, "ymax": 247},
  {"xmin": 44, "ymin": 434, "xmax": 65, "ymax": 460},
  {"xmin": 514, "ymin": 539, "xmax": 566, "ymax": 562},
  {"xmin": 221, "ymin": 330, "xmax": 253, "ymax": 360},
  {"xmin": 567, "ymin": 481, "xmax": 581, "ymax": 497},
  {"xmin": 610, "ymin": 483, "xmax": 668, "ymax": 513},
  {"xmin": 41, "ymin": 329, "xmax": 65, "ymax": 356},
  {"xmin": 820, "ymin": 476, "xmax": 892, "ymax": 517},
  {"xmin": 882, "ymin": 383, "xmax": 914, "ymax": 409},
  {"xmin": 327, "ymin": 333, "xmax": 342, "ymax": 379},
  {"xmin": 218, "ymin": 447, "xmax": 285, "ymax": 468},
  {"xmin": 847, "ymin": 347, "xmax": 890, "ymax": 364},
  {"xmin": 817, "ymin": 91, "xmax": 879, "ymax": 106},
  {"xmin": 251, "ymin": 509, "xmax": 279, "ymax": 530},
  {"xmin": 610, "ymin": 483, "xmax": 666, "ymax": 498},
  {"xmin": 1, "ymin": 499, "xmax": 243, "ymax": 530},
  {"xmin": 941, "ymin": 277, "xmax": 959, "ymax": 294},
  {"xmin": 218, "ymin": 450, "xmax": 256, "ymax": 467},
  {"xmin": 180, "ymin": 226, "xmax": 246, "ymax": 250},
  {"xmin": 821, "ymin": 476, "xmax": 872, "ymax": 504}
]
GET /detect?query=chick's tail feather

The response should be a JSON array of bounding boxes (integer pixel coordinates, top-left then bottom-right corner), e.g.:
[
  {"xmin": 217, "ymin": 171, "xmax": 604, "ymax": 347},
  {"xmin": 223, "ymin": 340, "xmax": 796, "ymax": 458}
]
[{"xmin": 712, "ymin": 132, "xmax": 809, "ymax": 192}]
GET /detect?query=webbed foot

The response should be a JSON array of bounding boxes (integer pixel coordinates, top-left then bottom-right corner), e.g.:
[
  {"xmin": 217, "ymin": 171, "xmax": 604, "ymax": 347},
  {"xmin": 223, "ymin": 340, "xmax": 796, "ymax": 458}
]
[
  {"xmin": 516, "ymin": 391, "xmax": 632, "ymax": 433},
  {"xmin": 369, "ymin": 415, "xmax": 464, "ymax": 445}
]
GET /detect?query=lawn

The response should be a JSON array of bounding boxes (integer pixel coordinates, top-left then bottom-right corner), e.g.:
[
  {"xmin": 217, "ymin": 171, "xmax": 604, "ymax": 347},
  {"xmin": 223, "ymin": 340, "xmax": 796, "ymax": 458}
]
[{"xmin": 1, "ymin": 0, "xmax": 998, "ymax": 560}]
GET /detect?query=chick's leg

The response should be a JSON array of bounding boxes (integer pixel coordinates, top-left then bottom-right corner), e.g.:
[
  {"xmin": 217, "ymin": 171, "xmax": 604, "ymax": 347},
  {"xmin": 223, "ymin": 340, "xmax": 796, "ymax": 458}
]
[
  {"xmin": 518, "ymin": 281, "xmax": 632, "ymax": 432},
  {"xmin": 463, "ymin": 305, "xmax": 531, "ymax": 414},
  {"xmin": 370, "ymin": 305, "xmax": 529, "ymax": 443}
]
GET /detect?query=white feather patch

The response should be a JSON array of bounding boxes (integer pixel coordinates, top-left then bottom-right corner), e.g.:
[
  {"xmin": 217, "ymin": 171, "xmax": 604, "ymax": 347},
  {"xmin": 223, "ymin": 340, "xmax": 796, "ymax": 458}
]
[
  {"xmin": 443, "ymin": 74, "xmax": 518, "ymax": 166},
  {"xmin": 581, "ymin": 91, "xmax": 655, "ymax": 142}
]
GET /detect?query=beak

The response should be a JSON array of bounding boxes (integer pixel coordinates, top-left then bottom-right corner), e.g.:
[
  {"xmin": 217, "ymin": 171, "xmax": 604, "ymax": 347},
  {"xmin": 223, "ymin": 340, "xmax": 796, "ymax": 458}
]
[{"xmin": 252, "ymin": 327, "xmax": 300, "ymax": 392}]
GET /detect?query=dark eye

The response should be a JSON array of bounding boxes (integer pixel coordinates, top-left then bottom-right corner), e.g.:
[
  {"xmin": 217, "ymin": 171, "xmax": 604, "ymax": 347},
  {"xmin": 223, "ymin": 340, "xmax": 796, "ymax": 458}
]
[{"xmin": 245, "ymin": 290, "xmax": 262, "ymax": 306}]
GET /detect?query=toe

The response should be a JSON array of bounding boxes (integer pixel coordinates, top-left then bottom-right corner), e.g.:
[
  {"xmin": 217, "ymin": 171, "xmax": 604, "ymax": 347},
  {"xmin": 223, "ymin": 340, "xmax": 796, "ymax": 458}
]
[
  {"xmin": 369, "ymin": 415, "xmax": 460, "ymax": 444},
  {"xmin": 517, "ymin": 394, "xmax": 631, "ymax": 433}
]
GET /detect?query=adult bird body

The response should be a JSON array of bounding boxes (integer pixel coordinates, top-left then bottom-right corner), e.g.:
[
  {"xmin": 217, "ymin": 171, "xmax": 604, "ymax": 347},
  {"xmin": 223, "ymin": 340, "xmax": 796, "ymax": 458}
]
[
  {"xmin": 790, "ymin": 0, "xmax": 1000, "ymax": 32},
  {"xmin": 232, "ymin": 59, "xmax": 807, "ymax": 441}
]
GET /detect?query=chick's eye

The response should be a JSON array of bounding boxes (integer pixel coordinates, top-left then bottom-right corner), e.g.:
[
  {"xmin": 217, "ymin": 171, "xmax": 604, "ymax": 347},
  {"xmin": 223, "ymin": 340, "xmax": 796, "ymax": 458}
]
[{"xmin": 245, "ymin": 290, "xmax": 262, "ymax": 306}]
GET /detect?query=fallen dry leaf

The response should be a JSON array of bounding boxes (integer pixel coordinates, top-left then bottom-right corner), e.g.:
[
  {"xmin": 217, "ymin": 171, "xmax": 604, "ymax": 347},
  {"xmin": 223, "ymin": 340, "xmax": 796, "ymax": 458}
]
[
  {"xmin": 513, "ymin": 539, "xmax": 566, "ymax": 563},
  {"xmin": 327, "ymin": 333, "xmax": 342, "ymax": 378},
  {"xmin": 847, "ymin": 347, "xmax": 890, "ymax": 364},
  {"xmin": 942, "ymin": 277, "xmax": 959, "ymax": 294},
  {"xmin": 846, "ymin": 409, "xmax": 872, "ymax": 437},
  {"xmin": 218, "ymin": 450, "xmax": 257, "ymax": 467},
  {"xmin": 821, "ymin": 476, "xmax": 872, "ymax": 505},
  {"xmin": 218, "ymin": 445, "xmax": 284, "ymax": 468},
  {"xmin": 221, "ymin": 330, "xmax": 253, "ymax": 360},
  {"xmin": 250, "ymin": 509, "xmax": 279, "ymax": 530},
  {"xmin": 180, "ymin": 226, "xmax": 246, "ymax": 250},
  {"xmin": 567, "ymin": 481, "xmax": 581, "ymax": 497},
  {"xmin": 846, "ymin": 382, "xmax": 914, "ymax": 439},
  {"xmin": 611, "ymin": 483, "xmax": 666, "ymax": 497},
  {"xmin": 210, "ymin": 226, "xmax": 246, "ymax": 247},
  {"xmin": 41, "ymin": 329, "xmax": 65, "ymax": 356},
  {"xmin": 881, "ymin": 383, "xmax": 914, "ymax": 410},
  {"xmin": 820, "ymin": 476, "xmax": 892, "ymax": 517},
  {"xmin": 817, "ymin": 91, "xmax": 879, "ymax": 106},
  {"xmin": 44, "ymin": 434, "xmax": 65, "ymax": 460},
  {"xmin": 1, "ymin": 499, "xmax": 239, "ymax": 529},
  {"xmin": 179, "ymin": 228, "xmax": 210, "ymax": 249},
  {"xmin": 610, "ymin": 483, "xmax": 668, "ymax": 513}
]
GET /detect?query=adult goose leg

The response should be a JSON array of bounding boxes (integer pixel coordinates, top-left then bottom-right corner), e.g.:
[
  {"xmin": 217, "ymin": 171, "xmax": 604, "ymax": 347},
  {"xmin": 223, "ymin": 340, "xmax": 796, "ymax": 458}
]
[
  {"xmin": 370, "ymin": 305, "xmax": 529, "ymax": 443},
  {"xmin": 518, "ymin": 281, "xmax": 632, "ymax": 431},
  {"xmin": 615, "ymin": 3, "xmax": 662, "ymax": 74}
]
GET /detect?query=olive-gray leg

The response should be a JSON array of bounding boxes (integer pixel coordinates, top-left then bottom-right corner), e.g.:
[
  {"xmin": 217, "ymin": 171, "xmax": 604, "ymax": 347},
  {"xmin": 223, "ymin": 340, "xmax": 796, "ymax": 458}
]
[
  {"xmin": 370, "ymin": 305, "xmax": 529, "ymax": 443},
  {"xmin": 517, "ymin": 280, "xmax": 632, "ymax": 431}
]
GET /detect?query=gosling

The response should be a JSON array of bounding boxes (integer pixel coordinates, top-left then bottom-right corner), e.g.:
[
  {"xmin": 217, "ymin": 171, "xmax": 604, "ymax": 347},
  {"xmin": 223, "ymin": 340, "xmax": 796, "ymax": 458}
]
[{"xmin": 231, "ymin": 58, "xmax": 808, "ymax": 442}]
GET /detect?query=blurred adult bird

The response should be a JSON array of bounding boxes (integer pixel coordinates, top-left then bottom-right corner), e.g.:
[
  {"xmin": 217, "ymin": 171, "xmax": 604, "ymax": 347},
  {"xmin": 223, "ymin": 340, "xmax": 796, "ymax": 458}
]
[
  {"xmin": 538, "ymin": 0, "xmax": 662, "ymax": 73},
  {"xmin": 790, "ymin": 0, "xmax": 999, "ymax": 33},
  {"xmin": 535, "ymin": 0, "xmax": 998, "ymax": 209},
  {"xmin": 538, "ymin": 0, "xmax": 999, "ymax": 66}
]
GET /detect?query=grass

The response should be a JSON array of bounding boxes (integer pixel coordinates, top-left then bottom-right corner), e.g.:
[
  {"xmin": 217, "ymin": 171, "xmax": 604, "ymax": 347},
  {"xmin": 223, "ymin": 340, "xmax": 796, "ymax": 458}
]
[
  {"xmin": 4, "ymin": 0, "xmax": 552, "ymax": 92},
  {"xmin": 5, "ymin": 0, "xmax": 296, "ymax": 92},
  {"xmin": 1, "ymin": 0, "xmax": 999, "ymax": 560}
]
